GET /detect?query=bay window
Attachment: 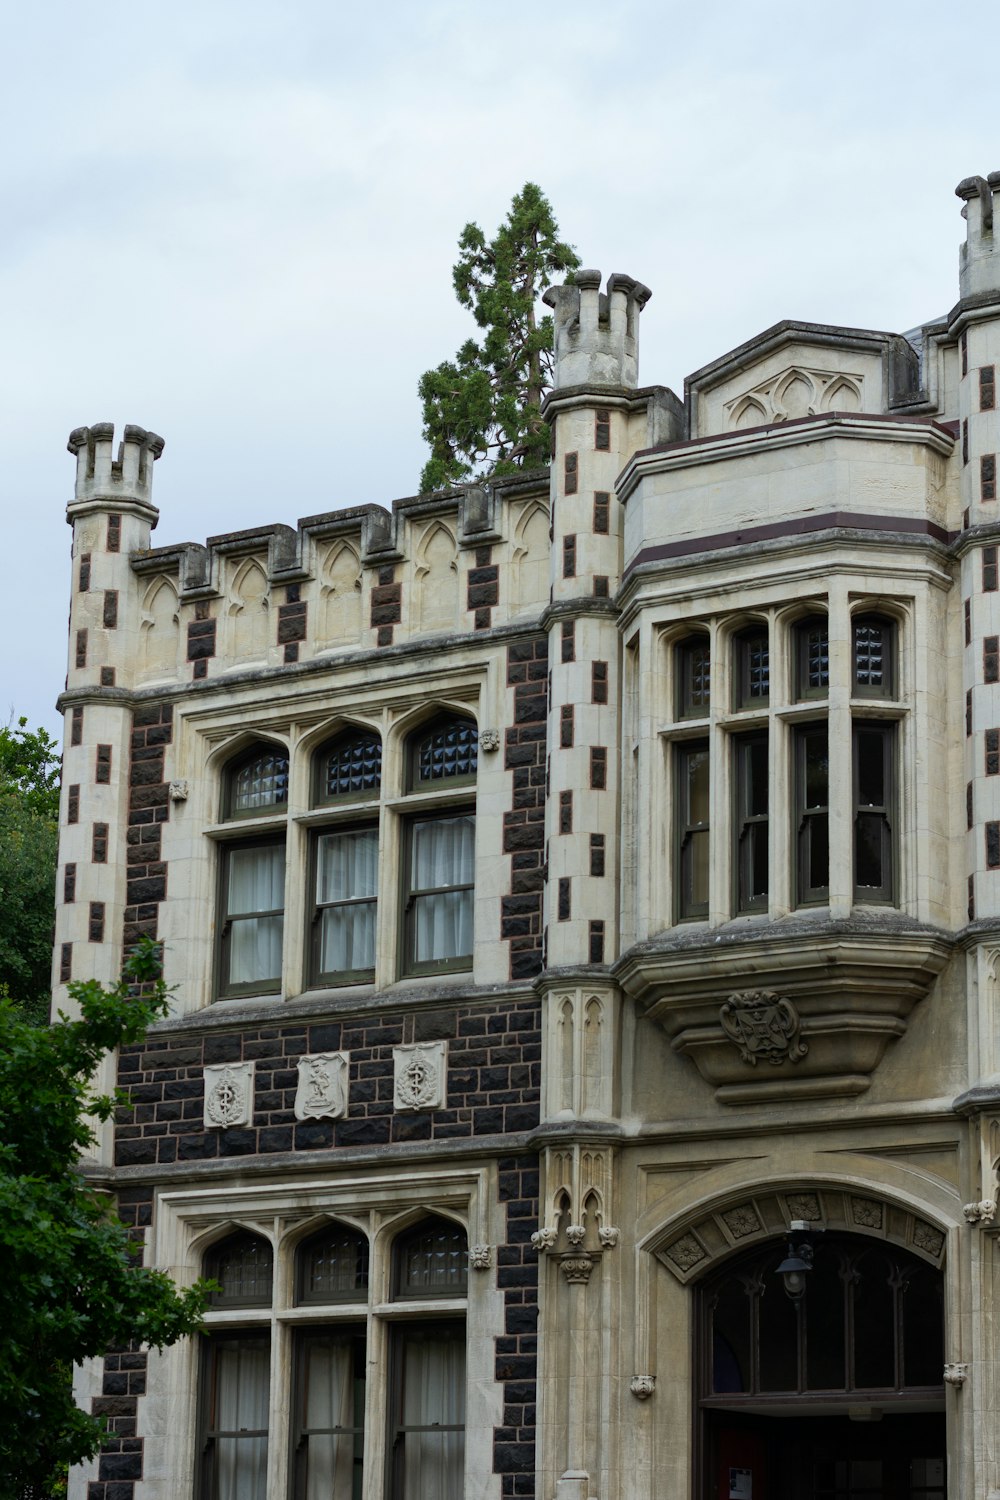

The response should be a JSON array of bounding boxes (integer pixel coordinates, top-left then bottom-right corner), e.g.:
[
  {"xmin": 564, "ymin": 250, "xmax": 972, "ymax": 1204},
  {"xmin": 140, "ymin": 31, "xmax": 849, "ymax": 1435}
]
[
  {"xmin": 853, "ymin": 722, "xmax": 895, "ymax": 902},
  {"xmin": 734, "ymin": 732, "xmax": 769, "ymax": 912},
  {"xmin": 676, "ymin": 739, "xmax": 710, "ymax": 920},
  {"xmin": 794, "ymin": 724, "xmax": 830, "ymax": 904}
]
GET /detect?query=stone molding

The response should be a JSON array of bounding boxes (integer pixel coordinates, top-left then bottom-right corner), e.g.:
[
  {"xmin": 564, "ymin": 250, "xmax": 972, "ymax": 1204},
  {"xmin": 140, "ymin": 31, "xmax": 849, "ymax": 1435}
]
[{"xmin": 655, "ymin": 1185, "xmax": 947, "ymax": 1285}]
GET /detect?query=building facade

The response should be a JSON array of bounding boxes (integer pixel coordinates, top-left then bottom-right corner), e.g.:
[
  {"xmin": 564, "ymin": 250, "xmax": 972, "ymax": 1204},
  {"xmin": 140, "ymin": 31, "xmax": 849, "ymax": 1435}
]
[{"xmin": 59, "ymin": 174, "xmax": 1000, "ymax": 1500}]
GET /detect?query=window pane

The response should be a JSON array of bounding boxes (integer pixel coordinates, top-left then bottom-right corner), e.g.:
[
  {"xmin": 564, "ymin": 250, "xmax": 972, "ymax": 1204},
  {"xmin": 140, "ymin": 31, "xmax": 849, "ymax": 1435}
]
[
  {"xmin": 317, "ymin": 831, "xmax": 378, "ymax": 903},
  {"xmin": 299, "ymin": 1229, "xmax": 369, "ymax": 1302},
  {"xmin": 804, "ymin": 1248, "xmax": 846, "ymax": 1390},
  {"xmin": 207, "ymin": 1234, "xmax": 273, "ymax": 1306},
  {"xmin": 856, "ymin": 729, "xmax": 886, "ymax": 807},
  {"xmin": 854, "ymin": 618, "xmax": 889, "ymax": 692},
  {"xmin": 687, "ymin": 749, "xmax": 710, "ymax": 825},
  {"xmin": 852, "ymin": 1252, "xmax": 896, "ymax": 1389},
  {"xmin": 416, "ymin": 721, "xmax": 478, "ymax": 783},
  {"xmin": 809, "ymin": 817, "xmax": 829, "ymax": 892},
  {"xmin": 678, "ymin": 638, "xmax": 711, "ymax": 717},
  {"xmin": 758, "ymin": 1274, "xmax": 799, "ymax": 1391},
  {"xmin": 745, "ymin": 631, "xmax": 769, "ymax": 700},
  {"xmin": 211, "ymin": 1338, "xmax": 269, "ymax": 1500},
  {"xmin": 712, "ymin": 1283, "xmax": 750, "ymax": 1393},
  {"xmin": 228, "ymin": 845, "xmax": 285, "ymax": 915},
  {"xmin": 229, "ymin": 915, "xmax": 283, "ymax": 986},
  {"xmin": 804, "ymin": 733, "xmax": 829, "ymax": 808},
  {"xmin": 687, "ymin": 830, "xmax": 710, "ymax": 910},
  {"xmin": 320, "ymin": 905, "xmax": 375, "ymax": 973},
  {"xmin": 300, "ymin": 1335, "xmax": 363, "ymax": 1500},
  {"xmin": 855, "ymin": 814, "xmax": 885, "ymax": 890},
  {"xmin": 398, "ymin": 1224, "xmax": 469, "ymax": 1295},
  {"xmin": 399, "ymin": 1329, "xmax": 466, "ymax": 1500},
  {"xmin": 747, "ymin": 738, "xmax": 768, "ymax": 816},
  {"xmin": 902, "ymin": 1265, "xmax": 944, "ymax": 1387},
  {"xmin": 324, "ymin": 733, "xmax": 382, "ymax": 798},
  {"xmin": 232, "ymin": 753, "xmax": 288, "ymax": 814},
  {"xmin": 797, "ymin": 619, "xmax": 830, "ymax": 698},
  {"xmin": 410, "ymin": 818, "xmax": 475, "ymax": 962}
]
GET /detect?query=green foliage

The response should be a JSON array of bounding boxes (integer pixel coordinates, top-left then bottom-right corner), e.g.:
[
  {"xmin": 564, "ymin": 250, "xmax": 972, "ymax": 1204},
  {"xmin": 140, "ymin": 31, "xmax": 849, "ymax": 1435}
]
[
  {"xmin": 0, "ymin": 939, "xmax": 211, "ymax": 1497},
  {"xmin": 0, "ymin": 718, "xmax": 60, "ymax": 1026},
  {"xmin": 418, "ymin": 183, "xmax": 580, "ymax": 492}
]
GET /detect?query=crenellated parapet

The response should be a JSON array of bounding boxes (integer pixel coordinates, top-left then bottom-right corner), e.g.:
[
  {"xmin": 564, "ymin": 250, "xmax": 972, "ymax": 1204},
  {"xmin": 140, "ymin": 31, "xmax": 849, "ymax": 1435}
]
[
  {"xmin": 543, "ymin": 269, "xmax": 652, "ymax": 390},
  {"xmin": 67, "ymin": 422, "xmax": 164, "ymax": 523}
]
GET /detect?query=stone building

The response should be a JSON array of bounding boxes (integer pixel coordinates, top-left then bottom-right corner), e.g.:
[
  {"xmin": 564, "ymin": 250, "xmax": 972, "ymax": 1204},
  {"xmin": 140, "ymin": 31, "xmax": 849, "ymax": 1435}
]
[{"xmin": 59, "ymin": 174, "xmax": 1000, "ymax": 1499}]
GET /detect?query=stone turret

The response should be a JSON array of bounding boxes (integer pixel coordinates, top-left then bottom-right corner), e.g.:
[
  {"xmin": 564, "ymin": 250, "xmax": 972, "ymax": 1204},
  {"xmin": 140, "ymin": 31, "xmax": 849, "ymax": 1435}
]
[
  {"xmin": 543, "ymin": 270, "xmax": 651, "ymax": 389},
  {"xmin": 67, "ymin": 421, "xmax": 163, "ymax": 520},
  {"xmin": 956, "ymin": 173, "xmax": 1000, "ymax": 301}
]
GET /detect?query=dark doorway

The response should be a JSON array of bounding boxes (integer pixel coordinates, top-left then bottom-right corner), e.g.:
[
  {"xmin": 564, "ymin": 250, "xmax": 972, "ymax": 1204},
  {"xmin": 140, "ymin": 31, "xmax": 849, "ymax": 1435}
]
[
  {"xmin": 704, "ymin": 1410, "xmax": 945, "ymax": 1500},
  {"xmin": 698, "ymin": 1233, "xmax": 946, "ymax": 1499}
]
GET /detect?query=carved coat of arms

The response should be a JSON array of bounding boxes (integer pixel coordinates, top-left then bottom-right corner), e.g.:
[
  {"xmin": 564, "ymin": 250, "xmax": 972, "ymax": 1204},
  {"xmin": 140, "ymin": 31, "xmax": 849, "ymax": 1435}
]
[
  {"xmin": 719, "ymin": 990, "xmax": 808, "ymax": 1067},
  {"xmin": 294, "ymin": 1052, "xmax": 349, "ymax": 1121}
]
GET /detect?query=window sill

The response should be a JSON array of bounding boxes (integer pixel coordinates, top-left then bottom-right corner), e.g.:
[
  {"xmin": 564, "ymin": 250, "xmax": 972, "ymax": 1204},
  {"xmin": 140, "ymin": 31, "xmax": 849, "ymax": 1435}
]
[{"xmin": 204, "ymin": 814, "xmax": 287, "ymax": 840}]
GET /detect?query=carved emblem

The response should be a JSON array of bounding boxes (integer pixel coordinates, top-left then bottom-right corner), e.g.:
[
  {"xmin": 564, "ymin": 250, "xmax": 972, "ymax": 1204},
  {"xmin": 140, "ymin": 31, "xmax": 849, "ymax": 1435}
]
[
  {"xmin": 531, "ymin": 1228, "xmax": 557, "ymax": 1253},
  {"xmin": 850, "ymin": 1197, "xmax": 883, "ymax": 1229},
  {"xmin": 913, "ymin": 1221, "xmax": 945, "ymax": 1258},
  {"xmin": 479, "ymin": 728, "xmax": 501, "ymax": 752},
  {"xmin": 786, "ymin": 1192, "xmax": 822, "ymax": 1222},
  {"xmin": 630, "ymin": 1375, "xmax": 656, "ymax": 1400},
  {"xmin": 719, "ymin": 990, "xmax": 808, "ymax": 1067},
  {"xmin": 203, "ymin": 1063, "xmax": 254, "ymax": 1129},
  {"xmin": 944, "ymin": 1362, "xmax": 969, "ymax": 1387},
  {"xmin": 664, "ymin": 1234, "xmax": 706, "ymax": 1273},
  {"xmin": 565, "ymin": 1223, "xmax": 586, "ymax": 1247},
  {"xmin": 168, "ymin": 779, "xmax": 189, "ymax": 802},
  {"xmin": 469, "ymin": 1244, "xmax": 493, "ymax": 1270},
  {"xmin": 393, "ymin": 1042, "xmax": 447, "ymax": 1112},
  {"xmin": 560, "ymin": 1256, "xmax": 594, "ymax": 1284},
  {"xmin": 598, "ymin": 1226, "xmax": 620, "ymax": 1249},
  {"xmin": 294, "ymin": 1052, "xmax": 349, "ymax": 1121},
  {"xmin": 722, "ymin": 1205, "xmax": 761, "ymax": 1240}
]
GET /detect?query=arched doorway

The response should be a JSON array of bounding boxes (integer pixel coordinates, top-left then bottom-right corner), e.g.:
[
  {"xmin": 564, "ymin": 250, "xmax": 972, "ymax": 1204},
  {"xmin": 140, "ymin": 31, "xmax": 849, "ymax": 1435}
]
[{"xmin": 698, "ymin": 1233, "xmax": 946, "ymax": 1500}]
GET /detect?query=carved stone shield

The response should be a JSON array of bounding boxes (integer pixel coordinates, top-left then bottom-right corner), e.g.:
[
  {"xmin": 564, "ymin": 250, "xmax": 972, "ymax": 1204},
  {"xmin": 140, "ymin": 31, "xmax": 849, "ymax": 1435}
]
[{"xmin": 719, "ymin": 990, "xmax": 808, "ymax": 1067}]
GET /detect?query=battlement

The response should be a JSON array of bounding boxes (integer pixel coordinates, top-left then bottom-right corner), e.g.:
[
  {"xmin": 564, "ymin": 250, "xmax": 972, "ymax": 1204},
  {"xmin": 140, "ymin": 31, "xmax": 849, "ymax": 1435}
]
[
  {"xmin": 66, "ymin": 422, "xmax": 164, "ymax": 519},
  {"xmin": 956, "ymin": 172, "xmax": 1000, "ymax": 301},
  {"xmin": 543, "ymin": 269, "xmax": 651, "ymax": 391}
]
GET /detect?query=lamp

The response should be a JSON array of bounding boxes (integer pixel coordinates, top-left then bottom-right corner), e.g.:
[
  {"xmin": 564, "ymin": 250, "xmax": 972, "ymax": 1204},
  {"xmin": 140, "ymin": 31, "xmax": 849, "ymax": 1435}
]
[{"xmin": 775, "ymin": 1219, "xmax": 820, "ymax": 1300}]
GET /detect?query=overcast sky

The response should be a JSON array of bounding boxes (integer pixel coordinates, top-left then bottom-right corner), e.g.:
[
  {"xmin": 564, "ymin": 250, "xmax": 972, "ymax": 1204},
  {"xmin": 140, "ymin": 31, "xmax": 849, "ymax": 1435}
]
[{"xmin": 1, "ymin": 0, "xmax": 995, "ymax": 741}]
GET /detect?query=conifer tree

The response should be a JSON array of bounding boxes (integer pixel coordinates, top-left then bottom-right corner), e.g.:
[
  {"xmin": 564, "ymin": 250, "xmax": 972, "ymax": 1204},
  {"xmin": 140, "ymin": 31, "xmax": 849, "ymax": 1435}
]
[{"xmin": 418, "ymin": 183, "xmax": 580, "ymax": 493}]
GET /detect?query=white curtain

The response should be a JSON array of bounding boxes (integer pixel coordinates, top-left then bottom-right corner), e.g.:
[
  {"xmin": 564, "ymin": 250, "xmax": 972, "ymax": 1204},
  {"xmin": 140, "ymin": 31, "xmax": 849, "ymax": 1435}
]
[
  {"xmin": 411, "ymin": 817, "xmax": 474, "ymax": 963},
  {"xmin": 228, "ymin": 845, "xmax": 285, "ymax": 984},
  {"xmin": 401, "ymin": 1332, "xmax": 465, "ymax": 1500},
  {"xmin": 303, "ymin": 1337, "xmax": 358, "ymax": 1500},
  {"xmin": 318, "ymin": 830, "xmax": 378, "ymax": 972},
  {"xmin": 214, "ymin": 1339, "xmax": 269, "ymax": 1500}
]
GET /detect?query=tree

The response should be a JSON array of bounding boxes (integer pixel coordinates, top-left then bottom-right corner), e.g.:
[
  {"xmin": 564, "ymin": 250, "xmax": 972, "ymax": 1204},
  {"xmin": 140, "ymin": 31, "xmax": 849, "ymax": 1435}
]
[
  {"xmin": 0, "ymin": 718, "xmax": 60, "ymax": 1025},
  {"xmin": 418, "ymin": 183, "xmax": 580, "ymax": 493},
  {"xmin": 0, "ymin": 939, "xmax": 211, "ymax": 1498}
]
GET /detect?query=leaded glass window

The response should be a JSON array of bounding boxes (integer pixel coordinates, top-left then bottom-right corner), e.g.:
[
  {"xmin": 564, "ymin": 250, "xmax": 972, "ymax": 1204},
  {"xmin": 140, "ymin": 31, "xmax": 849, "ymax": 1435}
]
[
  {"xmin": 228, "ymin": 749, "xmax": 289, "ymax": 817},
  {"xmin": 297, "ymin": 1224, "xmax": 370, "ymax": 1303},
  {"xmin": 319, "ymin": 731, "xmax": 382, "ymax": 802},
  {"xmin": 676, "ymin": 635, "xmax": 711, "ymax": 719},
  {"xmin": 395, "ymin": 1220, "xmax": 469, "ymax": 1298},
  {"xmin": 795, "ymin": 617, "xmax": 830, "ymax": 700},
  {"xmin": 206, "ymin": 1232, "xmax": 273, "ymax": 1308},
  {"xmin": 853, "ymin": 615, "xmax": 895, "ymax": 699},
  {"xmin": 734, "ymin": 627, "xmax": 769, "ymax": 708},
  {"xmin": 412, "ymin": 719, "xmax": 478, "ymax": 787}
]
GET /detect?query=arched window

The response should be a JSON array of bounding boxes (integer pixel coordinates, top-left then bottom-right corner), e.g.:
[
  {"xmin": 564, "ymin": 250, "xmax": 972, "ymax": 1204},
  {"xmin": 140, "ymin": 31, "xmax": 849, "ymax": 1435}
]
[
  {"xmin": 702, "ymin": 1233, "xmax": 943, "ymax": 1400},
  {"xmin": 793, "ymin": 615, "xmax": 830, "ymax": 701},
  {"xmin": 296, "ymin": 1223, "xmax": 370, "ymax": 1304},
  {"xmin": 394, "ymin": 1217, "xmax": 469, "ymax": 1299},
  {"xmin": 676, "ymin": 633, "xmax": 711, "ymax": 719},
  {"xmin": 733, "ymin": 625, "xmax": 769, "ymax": 710},
  {"xmin": 205, "ymin": 1231, "xmax": 273, "ymax": 1308},
  {"xmin": 852, "ymin": 613, "xmax": 896, "ymax": 699},
  {"xmin": 409, "ymin": 716, "xmax": 478, "ymax": 789},
  {"xmin": 315, "ymin": 729, "xmax": 382, "ymax": 803},
  {"xmin": 225, "ymin": 745, "xmax": 289, "ymax": 819}
]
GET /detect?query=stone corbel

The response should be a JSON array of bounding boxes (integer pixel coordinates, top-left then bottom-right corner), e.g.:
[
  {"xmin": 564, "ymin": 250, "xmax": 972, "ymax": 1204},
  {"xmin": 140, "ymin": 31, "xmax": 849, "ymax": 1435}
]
[
  {"xmin": 559, "ymin": 1255, "xmax": 594, "ymax": 1284},
  {"xmin": 944, "ymin": 1362, "xmax": 969, "ymax": 1387},
  {"xmin": 630, "ymin": 1375, "xmax": 655, "ymax": 1400},
  {"xmin": 469, "ymin": 1244, "xmax": 493, "ymax": 1270},
  {"xmin": 963, "ymin": 1199, "xmax": 997, "ymax": 1225}
]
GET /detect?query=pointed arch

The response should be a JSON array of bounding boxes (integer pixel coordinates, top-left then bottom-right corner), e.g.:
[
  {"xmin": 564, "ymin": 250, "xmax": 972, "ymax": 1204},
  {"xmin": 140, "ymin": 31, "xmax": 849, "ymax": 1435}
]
[
  {"xmin": 732, "ymin": 397, "xmax": 767, "ymax": 431},
  {"xmin": 317, "ymin": 539, "xmax": 363, "ymax": 647},
  {"xmin": 511, "ymin": 499, "xmax": 550, "ymax": 615},
  {"xmin": 228, "ymin": 556, "xmax": 270, "ymax": 660},
  {"xmin": 413, "ymin": 520, "xmax": 459, "ymax": 633},
  {"xmin": 822, "ymin": 375, "xmax": 862, "ymax": 412},
  {"xmin": 139, "ymin": 574, "xmax": 180, "ymax": 679},
  {"xmin": 774, "ymin": 370, "xmax": 815, "ymax": 421}
]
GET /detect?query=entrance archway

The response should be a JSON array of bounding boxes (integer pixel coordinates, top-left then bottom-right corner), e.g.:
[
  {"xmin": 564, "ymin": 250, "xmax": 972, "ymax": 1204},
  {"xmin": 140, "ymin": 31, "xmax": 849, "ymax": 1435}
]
[{"xmin": 698, "ymin": 1233, "xmax": 946, "ymax": 1500}]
